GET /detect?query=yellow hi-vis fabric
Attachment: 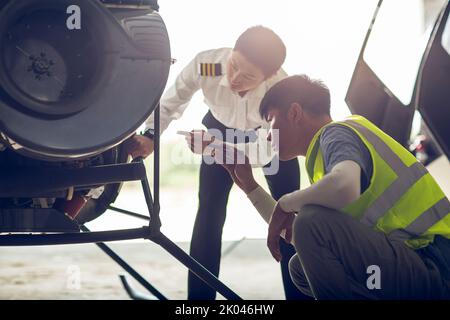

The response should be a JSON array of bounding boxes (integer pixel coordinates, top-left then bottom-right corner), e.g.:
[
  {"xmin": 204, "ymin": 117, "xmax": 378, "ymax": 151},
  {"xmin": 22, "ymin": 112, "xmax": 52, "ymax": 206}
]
[{"xmin": 305, "ymin": 115, "xmax": 450, "ymax": 249}]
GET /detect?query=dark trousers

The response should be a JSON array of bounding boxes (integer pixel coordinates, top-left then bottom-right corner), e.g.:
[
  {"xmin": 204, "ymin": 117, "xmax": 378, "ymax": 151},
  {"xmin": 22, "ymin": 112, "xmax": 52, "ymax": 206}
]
[
  {"xmin": 288, "ymin": 205, "xmax": 450, "ymax": 299},
  {"xmin": 188, "ymin": 157, "xmax": 310, "ymax": 300}
]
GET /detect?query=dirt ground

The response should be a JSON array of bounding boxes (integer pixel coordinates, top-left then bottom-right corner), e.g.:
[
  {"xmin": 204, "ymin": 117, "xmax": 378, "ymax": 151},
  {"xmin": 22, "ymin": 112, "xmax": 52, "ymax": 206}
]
[{"xmin": 0, "ymin": 239, "xmax": 285, "ymax": 300}]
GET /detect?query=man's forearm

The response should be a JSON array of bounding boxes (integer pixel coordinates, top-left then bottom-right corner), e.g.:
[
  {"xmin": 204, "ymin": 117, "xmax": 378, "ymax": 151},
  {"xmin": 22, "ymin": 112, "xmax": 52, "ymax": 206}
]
[
  {"xmin": 279, "ymin": 160, "xmax": 361, "ymax": 212},
  {"xmin": 247, "ymin": 186, "xmax": 289, "ymax": 240},
  {"xmin": 247, "ymin": 186, "xmax": 276, "ymax": 223}
]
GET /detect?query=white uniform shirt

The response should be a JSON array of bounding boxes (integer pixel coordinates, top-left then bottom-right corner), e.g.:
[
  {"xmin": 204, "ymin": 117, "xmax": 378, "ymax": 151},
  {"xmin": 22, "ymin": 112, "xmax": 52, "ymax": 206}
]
[{"xmin": 145, "ymin": 47, "xmax": 287, "ymax": 165}]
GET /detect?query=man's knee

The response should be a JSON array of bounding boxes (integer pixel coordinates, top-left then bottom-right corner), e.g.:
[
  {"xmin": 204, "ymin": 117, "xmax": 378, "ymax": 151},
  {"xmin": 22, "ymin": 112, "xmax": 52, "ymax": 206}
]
[
  {"xmin": 292, "ymin": 205, "xmax": 336, "ymax": 249},
  {"xmin": 288, "ymin": 254, "xmax": 302, "ymax": 279},
  {"xmin": 288, "ymin": 255, "xmax": 314, "ymax": 298},
  {"xmin": 293, "ymin": 205, "xmax": 327, "ymax": 231}
]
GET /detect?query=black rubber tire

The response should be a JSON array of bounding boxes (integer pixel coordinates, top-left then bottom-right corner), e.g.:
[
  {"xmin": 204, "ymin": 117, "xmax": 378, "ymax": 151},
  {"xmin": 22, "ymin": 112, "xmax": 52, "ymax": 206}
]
[
  {"xmin": 76, "ymin": 13, "xmax": 168, "ymax": 224},
  {"xmin": 121, "ymin": 12, "xmax": 171, "ymax": 57}
]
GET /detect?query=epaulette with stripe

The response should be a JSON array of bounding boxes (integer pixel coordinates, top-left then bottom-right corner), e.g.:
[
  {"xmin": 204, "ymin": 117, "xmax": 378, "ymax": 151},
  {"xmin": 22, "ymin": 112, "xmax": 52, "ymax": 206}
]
[{"xmin": 199, "ymin": 63, "xmax": 222, "ymax": 76}]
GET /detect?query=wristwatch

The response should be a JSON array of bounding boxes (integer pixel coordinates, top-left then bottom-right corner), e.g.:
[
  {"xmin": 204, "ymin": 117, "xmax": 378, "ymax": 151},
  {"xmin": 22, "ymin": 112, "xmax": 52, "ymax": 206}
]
[{"xmin": 142, "ymin": 128, "xmax": 155, "ymax": 140}]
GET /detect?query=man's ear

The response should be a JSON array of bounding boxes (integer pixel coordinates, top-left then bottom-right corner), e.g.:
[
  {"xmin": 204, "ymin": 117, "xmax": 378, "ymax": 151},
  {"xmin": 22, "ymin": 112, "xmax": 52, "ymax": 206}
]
[{"xmin": 287, "ymin": 102, "xmax": 303, "ymax": 123}]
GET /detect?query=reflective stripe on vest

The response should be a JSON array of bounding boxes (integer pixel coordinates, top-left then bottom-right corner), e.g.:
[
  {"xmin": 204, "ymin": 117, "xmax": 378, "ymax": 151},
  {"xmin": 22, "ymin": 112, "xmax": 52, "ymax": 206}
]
[
  {"xmin": 306, "ymin": 116, "xmax": 450, "ymax": 248},
  {"xmin": 344, "ymin": 120, "xmax": 450, "ymax": 238},
  {"xmin": 389, "ymin": 198, "xmax": 450, "ymax": 241}
]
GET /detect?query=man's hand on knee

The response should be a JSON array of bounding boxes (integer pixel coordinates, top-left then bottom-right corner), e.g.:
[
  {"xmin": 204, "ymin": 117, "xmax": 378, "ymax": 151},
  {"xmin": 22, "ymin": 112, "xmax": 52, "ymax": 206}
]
[{"xmin": 267, "ymin": 202, "xmax": 295, "ymax": 262}]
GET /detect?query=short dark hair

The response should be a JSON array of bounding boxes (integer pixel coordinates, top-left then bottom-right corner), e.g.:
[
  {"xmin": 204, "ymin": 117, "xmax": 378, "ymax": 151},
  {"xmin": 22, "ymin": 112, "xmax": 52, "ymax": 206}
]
[
  {"xmin": 259, "ymin": 75, "xmax": 331, "ymax": 119},
  {"xmin": 234, "ymin": 26, "xmax": 286, "ymax": 78}
]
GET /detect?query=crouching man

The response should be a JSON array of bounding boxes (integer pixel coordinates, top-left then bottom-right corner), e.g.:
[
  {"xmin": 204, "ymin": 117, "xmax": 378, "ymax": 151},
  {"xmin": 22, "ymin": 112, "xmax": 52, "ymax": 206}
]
[{"xmin": 218, "ymin": 75, "xmax": 450, "ymax": 299}]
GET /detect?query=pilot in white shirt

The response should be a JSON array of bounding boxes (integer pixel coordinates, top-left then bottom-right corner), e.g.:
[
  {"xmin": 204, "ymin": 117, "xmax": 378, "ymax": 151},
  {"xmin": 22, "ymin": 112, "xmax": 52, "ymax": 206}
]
[
  {"xmin": 123, "ymin": 26, "xmax": 306, "ymax": 300},
  {"xmin": 143, "ymin": 47, "xmax": 285, "ymax": 167}
]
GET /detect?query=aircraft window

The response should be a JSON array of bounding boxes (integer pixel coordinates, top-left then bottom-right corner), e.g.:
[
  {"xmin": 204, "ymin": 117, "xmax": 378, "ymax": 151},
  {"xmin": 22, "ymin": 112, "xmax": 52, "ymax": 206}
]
[
  {"xmin": 364, "ymin": 0, "xmax": 447, "ymax": 105},
  {"xmin": 442, "ymin": 15, "xmax": 450, "ymax": 56}
]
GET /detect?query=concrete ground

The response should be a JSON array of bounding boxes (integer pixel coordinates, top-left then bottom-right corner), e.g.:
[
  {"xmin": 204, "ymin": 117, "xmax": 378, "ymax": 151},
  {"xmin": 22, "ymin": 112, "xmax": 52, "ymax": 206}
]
[
  {"xmin": 0, "ymin": 158, "xmax": 289, "ymax": 300},
  {"xmin": 0, "ymin": 156, "xmax": 448, "ymax": 300},
  {"xmin": 0, "ymin": 239, "xmax": 285, "ymax": 300}
]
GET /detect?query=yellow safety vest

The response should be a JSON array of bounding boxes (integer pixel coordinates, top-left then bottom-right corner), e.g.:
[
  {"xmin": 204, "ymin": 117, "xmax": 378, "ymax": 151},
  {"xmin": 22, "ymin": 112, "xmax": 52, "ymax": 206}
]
[{"xmin": 305, "ymin": 115, "xmax": 450, "ymax": 249}]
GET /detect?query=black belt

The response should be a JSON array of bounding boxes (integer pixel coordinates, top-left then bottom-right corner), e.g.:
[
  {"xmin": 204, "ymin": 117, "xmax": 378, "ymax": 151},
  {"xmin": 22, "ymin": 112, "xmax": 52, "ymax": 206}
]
[{"xmin": 201, "ymin": 111, "xmax": 259, "ymax": 144}]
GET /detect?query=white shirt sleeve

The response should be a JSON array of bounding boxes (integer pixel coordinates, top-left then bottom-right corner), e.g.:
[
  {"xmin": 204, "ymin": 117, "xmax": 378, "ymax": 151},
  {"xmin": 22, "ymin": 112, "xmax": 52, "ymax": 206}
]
[
  {"xmin": 145, "ymin": 54, "xmax": 201, "ymax": 134},
  {"xmin": 246, "ymin": 185, "xmax": 289, "ymax": 240},
  {"xmin": 247, "ymin": 186, "xmax": 277, "ymax": 223}
]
